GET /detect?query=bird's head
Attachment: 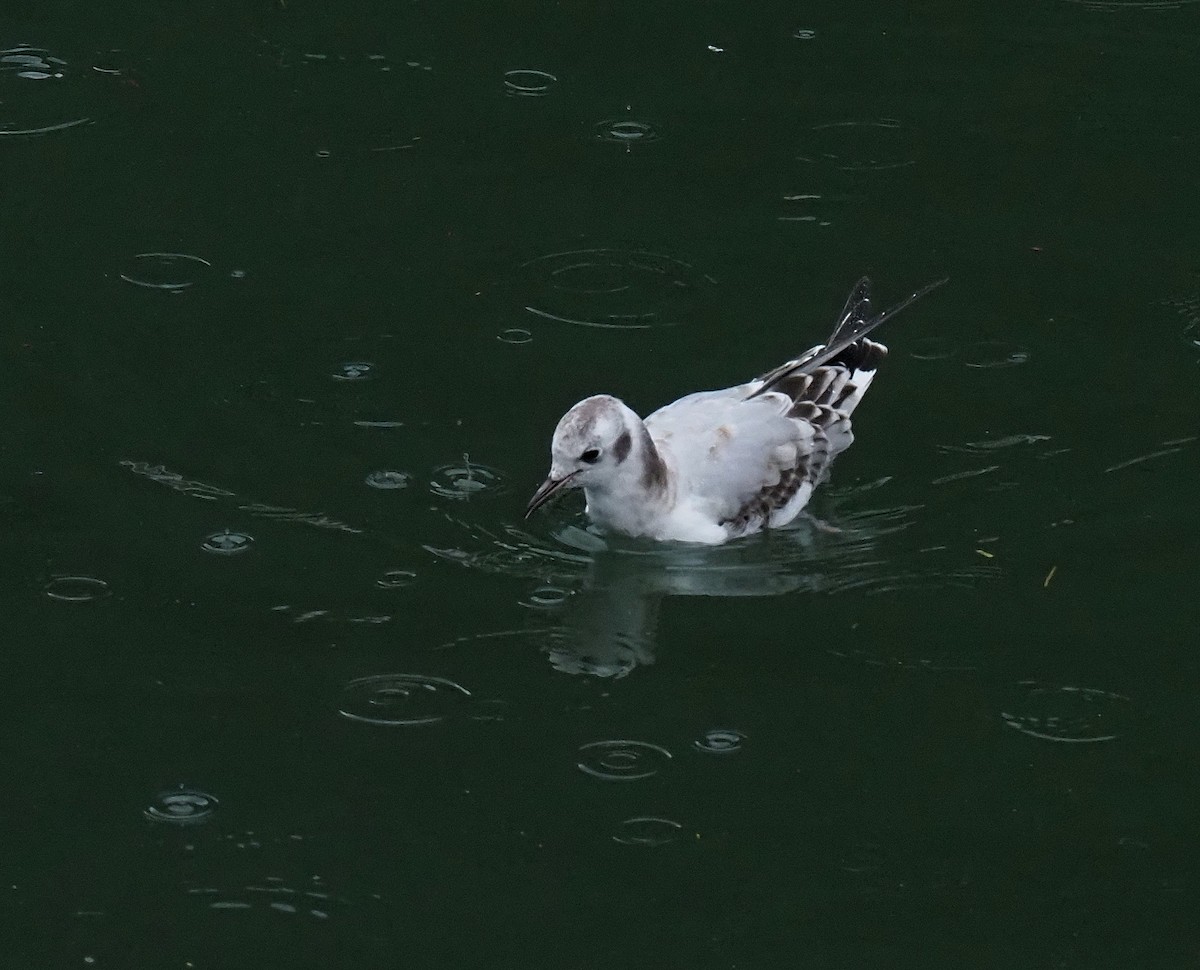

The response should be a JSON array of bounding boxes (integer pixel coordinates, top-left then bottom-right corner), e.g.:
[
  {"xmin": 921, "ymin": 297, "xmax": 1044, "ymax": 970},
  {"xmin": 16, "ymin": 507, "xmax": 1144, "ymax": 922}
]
[{"xmin": 526, "ymin": 395, "xmax": 638, "ymax": 517}]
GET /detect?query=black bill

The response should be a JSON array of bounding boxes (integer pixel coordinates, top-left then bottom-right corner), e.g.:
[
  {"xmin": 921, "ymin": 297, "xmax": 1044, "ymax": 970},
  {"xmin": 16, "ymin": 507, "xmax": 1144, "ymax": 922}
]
[{"xmin": 525, "ymin": 472, "xmax": 577, "ymax": 518}]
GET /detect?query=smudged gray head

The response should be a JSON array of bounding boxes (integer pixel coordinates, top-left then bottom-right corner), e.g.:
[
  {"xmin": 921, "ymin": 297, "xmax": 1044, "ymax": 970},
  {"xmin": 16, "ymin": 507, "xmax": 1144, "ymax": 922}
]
[{"xmin": 525, "ymin": 395, "xmax": 645, "ymax": 517}]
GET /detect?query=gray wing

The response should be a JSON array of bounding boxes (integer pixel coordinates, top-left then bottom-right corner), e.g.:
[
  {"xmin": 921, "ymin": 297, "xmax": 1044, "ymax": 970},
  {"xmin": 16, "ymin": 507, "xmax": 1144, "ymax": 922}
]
[
  {"xmin": 645, "ymin": 390, "xmax": 832, "ymax": 533},
  {"xmin": 645, "ymin": 276, "xmax": 947, "ymax": 534}
]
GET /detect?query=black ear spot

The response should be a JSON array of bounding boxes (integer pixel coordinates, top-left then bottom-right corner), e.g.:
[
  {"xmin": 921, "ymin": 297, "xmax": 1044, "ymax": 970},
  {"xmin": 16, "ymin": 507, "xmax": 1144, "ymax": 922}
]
[
  {"xmin": 581, "ymin": 448, "xmax": 601, "ymax": 464},
  {"xmin": 613, "ymin": 431, "xmax": 632, "ymax": 464}
]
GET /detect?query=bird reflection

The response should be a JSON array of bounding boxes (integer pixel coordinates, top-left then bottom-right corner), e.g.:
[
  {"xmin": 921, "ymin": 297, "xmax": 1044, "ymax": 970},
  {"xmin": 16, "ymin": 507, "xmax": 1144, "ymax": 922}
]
[
  {"xmin": 428, "ymin": 497, "xmax": 994, "ymax": 679},
  {"xmin": 537, "ymin": 521, "xmax": 828, "ymax": 678}
]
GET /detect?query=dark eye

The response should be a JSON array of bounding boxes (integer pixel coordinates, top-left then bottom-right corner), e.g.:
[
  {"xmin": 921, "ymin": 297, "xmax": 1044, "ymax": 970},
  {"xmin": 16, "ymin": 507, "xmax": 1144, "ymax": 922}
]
[{"xmin": 580, "ymin": 448, "xmax": 601, "ymax": 464}]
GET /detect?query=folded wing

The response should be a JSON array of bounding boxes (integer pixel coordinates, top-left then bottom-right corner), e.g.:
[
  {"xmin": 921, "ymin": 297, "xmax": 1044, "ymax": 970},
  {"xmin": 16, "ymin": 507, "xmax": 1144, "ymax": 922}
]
[{"xmin": 644, "ymin": 389, "xmax": 830, "ymax": 536}]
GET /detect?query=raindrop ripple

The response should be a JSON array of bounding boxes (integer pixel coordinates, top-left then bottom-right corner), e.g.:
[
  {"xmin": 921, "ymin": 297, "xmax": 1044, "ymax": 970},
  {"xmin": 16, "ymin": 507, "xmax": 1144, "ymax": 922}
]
[
  {"xmin": 145, "ymin": 788, "xmax": 219, "ymax": 825},
  {"xmin": 693, "ymin": 728, "xmax": 746, "ymax": 755},
  {"xmin": 522, "ymin": 248, "xmax": 706, "ymax": 329},
  {"xmin": 44, "ymin": 575, "xmax": 110, "ymax": 602},
  {"xmin": 338, "ymin": 674, "xmax": 472, "ymax": 726},
  {"xmin": 201, "ymin": 530, "xmax": 254, "ymax": 555},
  {"xmin": 119, "ymin": 253, "xmax": 212, "ymax": 291},
  {"xmin": 613, "ymin": 816, "xmax": 684, "ymax": 846},
  {"xmin": 577, "ymin": 739, "xmax": 673, "ymax": 781}
]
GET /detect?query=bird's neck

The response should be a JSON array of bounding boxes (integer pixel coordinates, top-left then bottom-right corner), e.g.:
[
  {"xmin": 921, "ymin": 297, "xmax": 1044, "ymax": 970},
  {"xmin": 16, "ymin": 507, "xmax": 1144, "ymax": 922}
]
[{"xmin": 584, "ymin": 425, "xmax": 673, "ymax": 538}]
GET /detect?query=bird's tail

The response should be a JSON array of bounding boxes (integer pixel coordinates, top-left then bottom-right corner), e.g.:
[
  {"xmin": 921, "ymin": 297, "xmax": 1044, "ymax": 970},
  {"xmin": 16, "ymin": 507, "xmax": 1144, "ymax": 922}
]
[{"xmin": 748, "ymin": 275, "xmax": 948, "ymax": 410}]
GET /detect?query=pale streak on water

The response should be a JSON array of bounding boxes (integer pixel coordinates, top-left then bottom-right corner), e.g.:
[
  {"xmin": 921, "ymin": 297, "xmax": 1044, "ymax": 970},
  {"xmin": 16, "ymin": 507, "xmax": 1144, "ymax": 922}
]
[
  {"xmin": 1104, "ymin": 447, "xmax": 1183, "ymax": 474},
  {"xmin": 928, "ymin": 465, "xmax": 1000, "ymax": 485},
  {"xmin": 120, "ymin": 460, "xmax": 364, "ymax": 533}
]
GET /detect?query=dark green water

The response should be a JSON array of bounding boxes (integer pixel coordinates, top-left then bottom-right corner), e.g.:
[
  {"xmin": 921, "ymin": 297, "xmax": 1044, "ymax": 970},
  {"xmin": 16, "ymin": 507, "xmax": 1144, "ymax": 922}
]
[{"xmin": 4, "ymin": 1, "xmax": 1200, "ymax": 966}]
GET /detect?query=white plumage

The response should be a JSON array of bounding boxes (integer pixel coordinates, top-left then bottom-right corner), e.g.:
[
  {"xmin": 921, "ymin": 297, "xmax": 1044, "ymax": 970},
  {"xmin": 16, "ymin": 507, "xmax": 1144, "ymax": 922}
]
[{"xmin": 526, "ymin": 276, "xmax": 947, "ymax": 544}]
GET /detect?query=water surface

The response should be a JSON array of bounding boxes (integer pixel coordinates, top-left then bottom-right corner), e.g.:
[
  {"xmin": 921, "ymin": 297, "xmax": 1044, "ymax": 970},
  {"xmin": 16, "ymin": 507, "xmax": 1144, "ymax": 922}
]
[{"xmin": 4, "ymin": 1, "xmax": 1200, "ymax": 966}]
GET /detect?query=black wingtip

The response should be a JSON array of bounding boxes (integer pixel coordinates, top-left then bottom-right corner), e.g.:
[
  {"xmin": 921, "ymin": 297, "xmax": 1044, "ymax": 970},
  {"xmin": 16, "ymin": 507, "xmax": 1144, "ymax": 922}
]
[
  {"xmin": 809, "ymin": 274, "xmax": 949, "ymax": 372},
  {"xmin": 745, "ymin": 275, "xmax": 949, "ymax": 402}
]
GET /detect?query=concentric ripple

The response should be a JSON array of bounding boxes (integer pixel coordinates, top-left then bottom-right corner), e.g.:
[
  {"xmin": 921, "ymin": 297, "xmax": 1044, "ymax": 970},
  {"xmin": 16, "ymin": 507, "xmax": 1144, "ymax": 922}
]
[
  {"xmin": 522, "ymin": 248, "xmax": 708, "ymax": 329},
  {"xmin": 504, "ymin": 69, "xmax": 557, "ymax": 97},
  {"xmin": 612, "ymin": 816, "xmax": 684, "ymax": 846},
  {"xmin": 429, "ymin": 458, "xmax": 505, "ymax": 500},
  {"xmin": 145, "ymin": 788, "xmax": 219, "ymax": 825},
  {"xmin": 799, "ymin": 118, "xmax": 916, "ymax": 173},
  {"xmin": 338, "ymin": 674, "xmax": 471, "ymax": 726},
  {"xmin": 375, "ymin": 569, "xmax": 417, "ymax": 589},
  {"xmin": 332, "ymin": 361, "xmax": 374, "ymax": 381},
  {"xmin": 594, "ymin": 118, "xmax": 660, "ymax": 146},
  {"xmin": 1, "ymin": 47, "xmax": 66, "ymax": 77},
  {"xmin": 693, "ymin": 728, "xmax": 746, "ymax": 755},
  {"xmin": 520, "ymin": 585, "xmax": 571, "ymax": 609},
  {"xmin": 43, "ymin": 575, "xmax": 110, "ymax": 602},
  {"xmin": 201, "ymin": 530, "xmax": 254, "ymax": 555},
  {"xmin": 364, "ymin": 470, "xmax": 411, "ymax": 490},
  {"xmin": 1000, "ymin": 681, "xmax": 1132, "ymax": 743},
  {"xmin": 577, "ymin": 739, "xmax": 672, "ymax": 781},
  {"xmin": 497, "ymin": 327, "xmax": 533, "ymax": 345},
  {"xmin": 119, "ymin": 253, "xmax": 212, "ymax": 291},
  {"xmin": 0, "ymin": 45, "xmax": 103, "ymax": 137}
]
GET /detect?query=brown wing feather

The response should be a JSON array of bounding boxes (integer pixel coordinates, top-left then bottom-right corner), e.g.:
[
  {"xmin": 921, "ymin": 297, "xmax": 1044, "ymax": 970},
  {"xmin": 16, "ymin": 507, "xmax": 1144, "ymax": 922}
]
[
  {"xmin": 720, "ymin": 458, "xmax": 816, "ymax": 534},
  {"xmin": 720, "ymin": 344, "xmax": 886, "ymax": 533}
]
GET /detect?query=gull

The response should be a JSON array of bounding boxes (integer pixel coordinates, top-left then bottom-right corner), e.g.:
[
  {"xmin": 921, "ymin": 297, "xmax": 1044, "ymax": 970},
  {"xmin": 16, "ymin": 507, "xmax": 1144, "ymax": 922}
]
[{"xmin": 526, "ymin": 276, "xmax": 948, "ymax": 544}]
